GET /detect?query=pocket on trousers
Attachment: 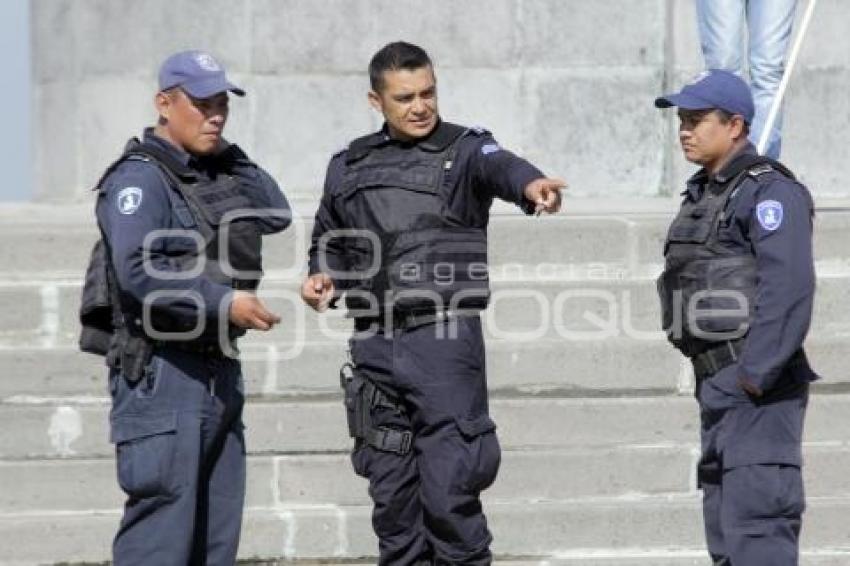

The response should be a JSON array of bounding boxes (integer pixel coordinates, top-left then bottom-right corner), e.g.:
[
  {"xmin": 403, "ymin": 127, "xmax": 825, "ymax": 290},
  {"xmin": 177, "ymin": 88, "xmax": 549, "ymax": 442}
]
[
  {"xmin": 351, "ymin": 445, "xmax": 370, "ymax": 478},
  {"xmin": 456, "ymin": 414, "xmax": 501, "ymax": 492},
  {"xmin": 111, "ymin": 412, "xmax": 180, "ymax": 499}
]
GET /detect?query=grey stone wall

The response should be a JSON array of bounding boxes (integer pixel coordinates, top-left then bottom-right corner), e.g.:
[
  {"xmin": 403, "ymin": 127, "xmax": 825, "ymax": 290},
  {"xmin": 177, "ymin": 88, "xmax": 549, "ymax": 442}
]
[{"xmin": 31, "ymin": 0, "xmax": 848, "ymax": 202}]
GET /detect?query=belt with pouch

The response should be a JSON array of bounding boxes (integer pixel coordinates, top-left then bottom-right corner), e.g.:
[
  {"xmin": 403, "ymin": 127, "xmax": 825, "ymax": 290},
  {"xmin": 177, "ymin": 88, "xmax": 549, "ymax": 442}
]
[
  {"xmin": 156, "ymin": 339, "xmax": 234, "ymax": 358},
  {"xmin": 691, "ymin": 339, "xmax": 745, "ymax": 380},
  {"xmin": 354, "ymin": 309, "xmax": 479, "ymax": 332},
  {"xmin": 692, "ymin": 339, "xmax": 807, "ymax": 381}
]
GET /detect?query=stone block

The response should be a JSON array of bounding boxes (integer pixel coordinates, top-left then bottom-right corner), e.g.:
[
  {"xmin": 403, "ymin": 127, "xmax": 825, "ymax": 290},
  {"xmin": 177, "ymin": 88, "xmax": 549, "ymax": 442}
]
[
  {"xmin": 671, "ymin": 0, "xmax": 703, "ymax": 72},
  {"xmin": 798, "ymin": 0, "xmax": 849, "ymax": 69},
  {"xmin": 273, "ymin": 447, "xmax": 691, "ymax": 506},
  {"xmin": 521, "ymin": 0, "xmax": 666, "ymax": 67},
  {"xmin": 370, "ymin": 0, "xmax": 520, "ymax": 69},
  {"xmin": 32, "ymin": 82, "xmax": 80, "ymax": 201},
  {"xmin": 0, "ymin": 347, "xmax": 105, "ymax": 400},
  {"xmin": 72, "ymin": 0, "xmax": 250, "ymax": 78},
  {"xmin": 75, "ymin": 76, "xmax": 154, "ymax": 198},
  {"xmin": 3, "ymin": 392, "xmax": 850, "ymax": 460},
  {"xmin": 523, "ymin": 68, "xmax": 666, "ymax": 197},
  {"xmin": 0, "ymin": 286, "xmax": 43, "ymax": 339},
  {"xmin": 30, "ymin": 0, "xmax": 78, "ymax": 83},
  {"xmin": 251, "ymin": 0, "xmax": 378, "ymax": 74},
  {"xmin": 250, "ymin": 74, "xmax": 377, "ymax": 197},
  {"xmin": 438, "ymin": 68, "xmax": 524, "ymax": 153},
  {"xmin": 784, "ymin": 67, "xmax": 850, "ymax": 197}
]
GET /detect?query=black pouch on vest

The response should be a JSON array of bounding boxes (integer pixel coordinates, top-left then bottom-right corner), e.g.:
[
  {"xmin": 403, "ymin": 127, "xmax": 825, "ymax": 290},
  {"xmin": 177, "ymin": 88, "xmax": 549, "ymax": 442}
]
[{"xmin": 78, "ymin": 239, "xmax": 116, "ymax": 356}]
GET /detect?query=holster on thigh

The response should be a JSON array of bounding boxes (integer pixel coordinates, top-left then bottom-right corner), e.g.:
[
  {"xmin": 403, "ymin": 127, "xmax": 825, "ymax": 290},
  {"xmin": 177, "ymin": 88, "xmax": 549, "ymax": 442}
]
[{"xmin": 340, "ymin": 363, "xmax": 412, "ymax": 456}]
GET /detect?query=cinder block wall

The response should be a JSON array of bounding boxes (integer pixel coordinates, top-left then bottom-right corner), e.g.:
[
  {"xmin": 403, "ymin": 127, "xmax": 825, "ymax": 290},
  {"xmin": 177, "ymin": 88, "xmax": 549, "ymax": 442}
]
[{"xmin": 31, "ymin": 0, "xmax": 848, "ymax": 202}]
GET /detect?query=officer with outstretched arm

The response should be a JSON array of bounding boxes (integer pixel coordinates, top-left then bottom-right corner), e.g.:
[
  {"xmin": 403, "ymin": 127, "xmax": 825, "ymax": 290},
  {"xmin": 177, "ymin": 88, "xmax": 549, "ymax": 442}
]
[{"xmin": 301, "ymin": 41, "xmax": 564, "ymax": 565}]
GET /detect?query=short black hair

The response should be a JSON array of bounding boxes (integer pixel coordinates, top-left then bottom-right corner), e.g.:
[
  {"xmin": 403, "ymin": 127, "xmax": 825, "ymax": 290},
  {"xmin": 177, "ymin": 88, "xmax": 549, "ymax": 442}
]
[
  {"xmin": 715, "ymin": 109, "xmax": 750, "ymax": 135},
  {"xmin": 369, "ymin": 41, "xmax": 432, "ymax": 92}
]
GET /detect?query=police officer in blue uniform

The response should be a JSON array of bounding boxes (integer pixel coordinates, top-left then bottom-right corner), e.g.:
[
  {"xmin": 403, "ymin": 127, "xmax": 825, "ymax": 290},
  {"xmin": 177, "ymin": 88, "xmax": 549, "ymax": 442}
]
[
  {"xmin": 301, "ymin": 42, "xmax": 565, "ymax": 565},
  {"xmin": 655, "ymin": 70, "xmax": 818, "ymax": 565},
  {"xmin": 81, "ymin": 50, "xmax": 289, "ymax": 565}
]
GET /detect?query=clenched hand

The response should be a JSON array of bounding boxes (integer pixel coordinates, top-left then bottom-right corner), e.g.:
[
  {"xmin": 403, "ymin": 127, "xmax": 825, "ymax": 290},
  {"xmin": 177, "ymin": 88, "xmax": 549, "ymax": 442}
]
[{"xmin": 301, "ymin": 273, "xmax": 335, "ymax": 312}]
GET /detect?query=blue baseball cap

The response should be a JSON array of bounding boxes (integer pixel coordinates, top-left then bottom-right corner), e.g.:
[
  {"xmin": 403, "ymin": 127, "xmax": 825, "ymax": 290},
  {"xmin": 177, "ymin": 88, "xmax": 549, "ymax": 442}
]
[
  {"xmin": 158, "ymin": 50, "xmax": 245, "ymax": 98},
  {"xmin": 655, "ymin": 69, "xmax": 754, "ymax": 124}
]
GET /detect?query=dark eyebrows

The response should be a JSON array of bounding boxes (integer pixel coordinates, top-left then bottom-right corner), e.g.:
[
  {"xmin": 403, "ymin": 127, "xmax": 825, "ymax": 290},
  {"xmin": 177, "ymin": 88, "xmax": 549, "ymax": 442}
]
[{"xmin": 392, "ymin": 87, "xmax": 435, "ymax": 102}]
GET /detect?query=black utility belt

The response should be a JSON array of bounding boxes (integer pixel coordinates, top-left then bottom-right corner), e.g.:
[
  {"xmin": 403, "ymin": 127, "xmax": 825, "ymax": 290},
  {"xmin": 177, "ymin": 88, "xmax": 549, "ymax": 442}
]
[
  {"xmin": 692, "ymin": 339, "xmax": 745, "ymax": 380},
  {"xmin": 692, "ymin": 340, "xmax": 805, "ymax": 381},
  {"xmin": 156, "ymin": 339, "xmax": 234, "ymax": 358},
  {"xmin": 232, "ymin": 280, "xmax": 258, "ymax": 290},
  {"xmin": 354, "ymin": 309, "xmax": 480, "ymax": 332}
]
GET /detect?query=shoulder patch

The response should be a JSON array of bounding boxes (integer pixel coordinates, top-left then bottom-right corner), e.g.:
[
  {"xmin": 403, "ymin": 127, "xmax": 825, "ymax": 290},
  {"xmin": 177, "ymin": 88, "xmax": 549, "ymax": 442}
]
[
  {"xmin": 756, "ymin": 199, "xmax": 783, "ymax": 231},
  {"xmin": 748, "ymin": 164, "xmax": 774, "ymax": 177},
  {"xmin": 116, "ymin": 187, "xmax": 143, "ymax": 215},
  {"xmin": 481, "ymin": 143, "xmax": 501, "ymax": 155}
]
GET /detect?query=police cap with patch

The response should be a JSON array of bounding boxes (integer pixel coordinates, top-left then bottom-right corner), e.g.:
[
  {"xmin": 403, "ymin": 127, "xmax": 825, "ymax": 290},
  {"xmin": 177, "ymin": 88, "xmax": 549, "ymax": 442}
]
[
  {"xmin": 654, "ymin": 69, "xmax": 754, "ymax": 124},
  {"xmin": 158, "ymin": 50, "xmax": 245, "ymax": 98}
]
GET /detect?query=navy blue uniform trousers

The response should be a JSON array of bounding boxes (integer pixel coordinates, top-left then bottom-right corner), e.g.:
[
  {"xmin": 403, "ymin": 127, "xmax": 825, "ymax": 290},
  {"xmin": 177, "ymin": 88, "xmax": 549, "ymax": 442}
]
[
  {"xmin": 109, "ymin": 348, "xmax": 246, "ymax": 565},
  {"xmin": 696, "ymin": 362, "xmax": 808, "ymax": 566},
  {"xmin": 349, "ymin": 315, "xmax": 501, "ymax": 565}
]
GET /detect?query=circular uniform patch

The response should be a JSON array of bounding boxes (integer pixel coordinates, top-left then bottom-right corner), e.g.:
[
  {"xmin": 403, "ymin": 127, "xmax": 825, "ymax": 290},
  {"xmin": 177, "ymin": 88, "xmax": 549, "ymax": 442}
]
[
  {"xmin": 756, "ymin": 199, "xmax": 783, "ymax": 231},
  {"xmin": 117, "ymin": 187, "xmax": 143, "ymax": 215}
]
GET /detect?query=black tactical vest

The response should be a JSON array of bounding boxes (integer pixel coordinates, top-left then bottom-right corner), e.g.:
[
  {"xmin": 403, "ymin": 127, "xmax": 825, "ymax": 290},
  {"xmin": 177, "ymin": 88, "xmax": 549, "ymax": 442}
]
[
  {"xmin": 79, "ymin": 138, "xmax": 265, "ymax": 355},
  {"xmin": 657, "ymin": 154, "xmax": 800, "ymax": 357},
  {"xmin": 338, "ymin": 123, "xmax": 490, "ymax": 315}
]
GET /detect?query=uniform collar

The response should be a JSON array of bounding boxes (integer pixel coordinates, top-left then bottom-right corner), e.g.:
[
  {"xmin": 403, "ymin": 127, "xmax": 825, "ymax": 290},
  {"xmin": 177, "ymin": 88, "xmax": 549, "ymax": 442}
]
[
  {"xmin": 142, "ymin": 128, "xmax": 194, "ymax": 167},
  {"xmin": 376, "ymin": 119, "xmax": 458, "ymax": 151},
  {"xmin": 348, "ymin": 119, "xmax": 458, "ymax": 163},
  {"xmin": 713, "ymin": 143, "xmax": 758, "ymax": 184},
  {"xmin": 683, "ymin": 143, "xmax": 758, "ymax": 200}
]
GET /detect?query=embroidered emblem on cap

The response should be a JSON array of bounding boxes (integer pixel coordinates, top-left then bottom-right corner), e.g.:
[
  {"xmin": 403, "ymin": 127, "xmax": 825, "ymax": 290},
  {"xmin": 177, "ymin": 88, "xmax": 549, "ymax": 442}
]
[
  {"xmin": 481, "ymin": 143, "xmax": 500, "ymax": 155},
  {"xmin": 756, "ymin": 200, "xmax": 783, "ymax": 231},
  {"xmin": 117, "ymin": 187, "xmax": 143, "ymax": 215},
  {"xmin": 194, "ymin": 52, "xmax": 221, "ymax": 72}
]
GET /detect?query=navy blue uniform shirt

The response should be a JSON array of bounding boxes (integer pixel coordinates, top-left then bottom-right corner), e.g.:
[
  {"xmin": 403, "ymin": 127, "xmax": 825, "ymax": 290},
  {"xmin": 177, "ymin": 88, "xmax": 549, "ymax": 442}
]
[
  {"xmin": 96, "ymin": 128, "xmax": 290, "ymax": 329},
  {"xmin": 308, "ymin": 121, "xmax": 544, "ymax": 280},
  {"xmin": 684, "ymin": 143, "xmax": 818, "ymax": 392}
]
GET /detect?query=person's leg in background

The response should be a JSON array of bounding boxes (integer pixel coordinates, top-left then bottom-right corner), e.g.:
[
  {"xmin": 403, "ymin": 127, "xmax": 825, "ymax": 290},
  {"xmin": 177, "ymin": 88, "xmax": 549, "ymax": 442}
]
[
  {"xmin": 747, "ymin": 0, "xmax": 798, "ymax": 159},
  {"xmin": 697, "ymin": 0, "xmax": 746, "ymax": 73}
]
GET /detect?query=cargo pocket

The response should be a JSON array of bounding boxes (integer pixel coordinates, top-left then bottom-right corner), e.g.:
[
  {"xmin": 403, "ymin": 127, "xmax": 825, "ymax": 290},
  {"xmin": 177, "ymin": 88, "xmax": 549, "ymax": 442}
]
[
  {"xmin": 456, "ymin": 414, "xmax": 501, "ymax": 492},
  {"xmin": 351, "ymin": 445, "xmax": 370, "ymax": 479},
  {"xmin": 111, "ymin": 412, "xmax": 180, "ymax": 500}
]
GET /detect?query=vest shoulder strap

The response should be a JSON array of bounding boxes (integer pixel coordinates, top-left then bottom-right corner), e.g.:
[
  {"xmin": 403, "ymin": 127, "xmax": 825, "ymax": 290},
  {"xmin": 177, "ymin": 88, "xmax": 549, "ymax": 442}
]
[{"xmin": 346, "ymin": 133, "xmax": 382, "ymax": 164}]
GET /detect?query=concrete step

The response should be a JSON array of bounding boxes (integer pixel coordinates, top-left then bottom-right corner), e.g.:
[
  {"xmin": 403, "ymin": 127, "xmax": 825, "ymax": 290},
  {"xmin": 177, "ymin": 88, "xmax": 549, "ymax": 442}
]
[
  {"xmin": 1, "ymin": 393, "xmax": 848, "ymax": 460},
  {"xmin": 1, "ymin": 207, "xmax": 848, "ymax": 279},
  {"xmin": 241, "ymin": 556, "xmax": 850, "ymax": 566},
  {"xmin": 2, "ymin": 272, "xmax": 849, "ymax": 349},
  {"xmin": 2, "ymin": 496, "xmax": 849, "ymax": 564},
  {"xmin": 1, "ymin": 332, "xmax": 847, "ymax": 401},
  {"xmin": 5, "ymin": 444, "xmax": 850, "ymax": 515}
]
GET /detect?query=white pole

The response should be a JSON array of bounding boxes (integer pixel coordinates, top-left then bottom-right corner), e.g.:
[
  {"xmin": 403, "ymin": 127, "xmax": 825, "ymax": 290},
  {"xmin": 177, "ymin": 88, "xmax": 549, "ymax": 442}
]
[{"xmin": 757, "ymin": 0, "xmax": 818, "ymax": 155}]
